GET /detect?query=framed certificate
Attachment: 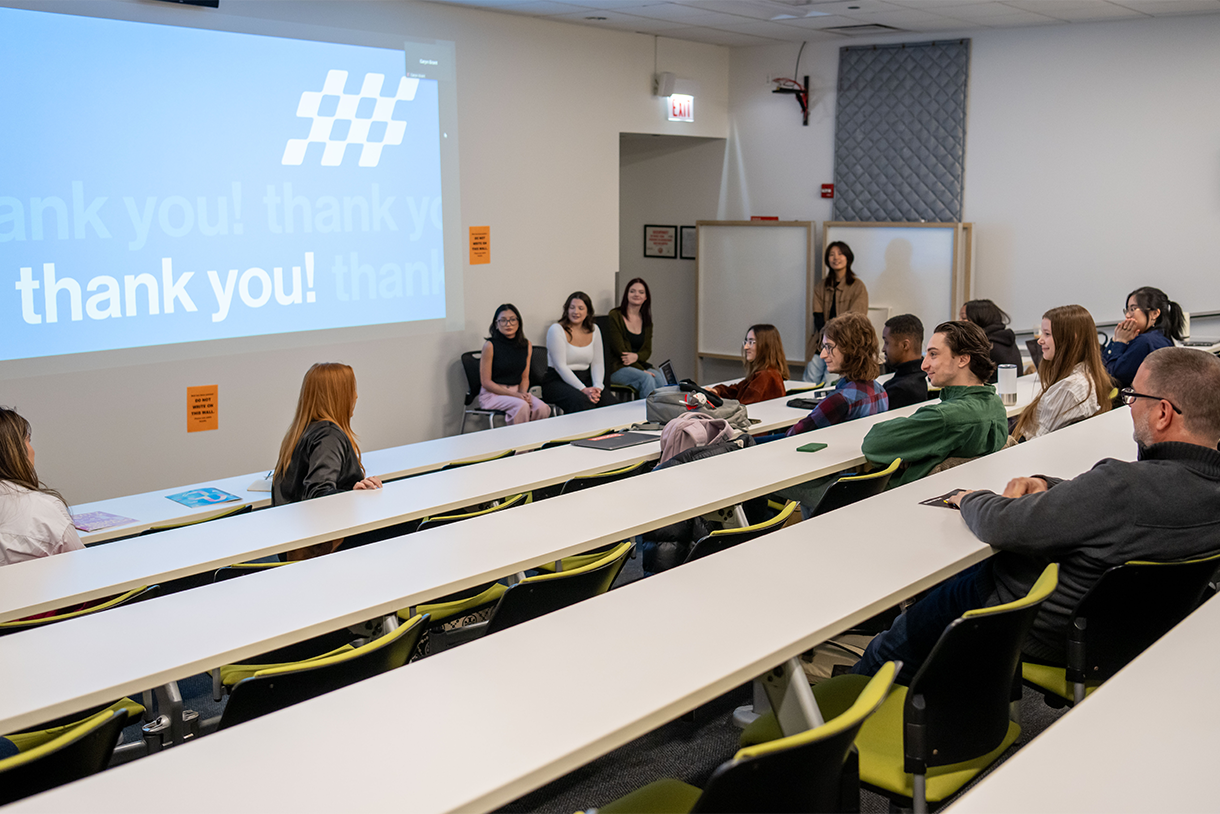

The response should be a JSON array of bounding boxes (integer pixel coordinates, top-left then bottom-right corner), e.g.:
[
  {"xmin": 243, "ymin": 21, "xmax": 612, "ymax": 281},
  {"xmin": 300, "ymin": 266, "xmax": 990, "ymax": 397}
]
[{"xmin": 680, "ymin": 225, "xmax": 697, "ymax": 259}]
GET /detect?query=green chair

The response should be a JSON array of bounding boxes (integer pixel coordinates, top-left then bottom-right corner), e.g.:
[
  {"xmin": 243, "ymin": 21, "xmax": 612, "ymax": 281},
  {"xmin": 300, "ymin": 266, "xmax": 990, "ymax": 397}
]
[
  {"xmin": 212, "ymin": 561, "xmax": 287, "ymax": 582},
  {"xmin": 417, "ymin": 541, "xmax": 633, "ymax": 653},
  {"xmin": 744, "ymin": 564, "xmax": 1059, "ymax": 813},
  {"xmin": 139, "ymin": 502, "xmax": 252, "ymax": 534},
  {"xmin": 683, "ymin": 501, "xmax": 798, "ymax": 564},
  {"xmin": 806, "ymin": 457, "xmax": 902, "ymax": 518},
  {"xmin": 216, "ymin": 613, "xmax": 428, "ymax": 731},
  {"xmin": 0, "ymin": 707, "xmax": 129, "ymax": 806},
  {"xmin": 1024, "ymin": 552, "xmax": 1220, "ymax": 706},
  {"xmin": 0, "ymin": 585, "xmax": 159, "ymax": 636},
  {"xmin": 594, "ymin": 662, "xmax": 899, "ymax": 814},
  {"xmin": 539, "ymin": 427, "xmax": 614, "ymax": 450},
  {"xmin": 416, "ymin": 491, "xmax": 531, "ymax": 532},
  {"xmin": 440, "ymin": 447, "xmax": 515, "ymax": 471},
  {"xmin": 535, "ymin": 460, "xmax": 651, "ymax": 570}
]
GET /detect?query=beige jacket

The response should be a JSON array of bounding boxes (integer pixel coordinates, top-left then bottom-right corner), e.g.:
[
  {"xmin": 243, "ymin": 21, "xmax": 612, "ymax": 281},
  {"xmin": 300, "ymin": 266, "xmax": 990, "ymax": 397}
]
[{"xmin": 808, "ymin": 277, "xmax": 869, "ymax": 357}]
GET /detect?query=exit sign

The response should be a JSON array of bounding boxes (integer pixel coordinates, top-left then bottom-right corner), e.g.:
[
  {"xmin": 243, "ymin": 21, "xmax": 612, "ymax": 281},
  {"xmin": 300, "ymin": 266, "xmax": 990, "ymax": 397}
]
[{"xmin": 668, "ymin": 94, "xmax": 694, "ymax": 122}]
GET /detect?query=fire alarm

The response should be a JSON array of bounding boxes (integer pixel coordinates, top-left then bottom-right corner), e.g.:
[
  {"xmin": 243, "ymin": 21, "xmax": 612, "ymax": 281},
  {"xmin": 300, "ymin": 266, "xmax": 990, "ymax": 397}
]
[{"xmin": 821, "ymin": 184, "xmax": 834, "ymax": 199}]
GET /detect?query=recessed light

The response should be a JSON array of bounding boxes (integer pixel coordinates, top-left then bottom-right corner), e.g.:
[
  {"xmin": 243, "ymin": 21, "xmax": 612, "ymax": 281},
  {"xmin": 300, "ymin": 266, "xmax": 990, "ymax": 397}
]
[{"xmin": 584, "ymin": 15, "xmax": 607, "ymax": 20}]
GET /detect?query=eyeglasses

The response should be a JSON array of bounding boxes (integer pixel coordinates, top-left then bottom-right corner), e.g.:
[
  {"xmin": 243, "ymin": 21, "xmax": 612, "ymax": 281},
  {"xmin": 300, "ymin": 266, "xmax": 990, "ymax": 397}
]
[
  {"xmin": 743, "ymin": 337, "xmax": 757, "ymax": 346},
  {"xmin": 1123, "ymin": 305, "xmax": 1143, "ymax": 316},
  {"xmin": 822, "ymin": 341, "xmax": 837, "ymax": 353},
  {"xmin": 1119, "ymin": 388, "xmax": 1182, "ymax": 414},
  {"xmin": 497, "ymin": 317, "xmax": 519, "ymax": 326}
]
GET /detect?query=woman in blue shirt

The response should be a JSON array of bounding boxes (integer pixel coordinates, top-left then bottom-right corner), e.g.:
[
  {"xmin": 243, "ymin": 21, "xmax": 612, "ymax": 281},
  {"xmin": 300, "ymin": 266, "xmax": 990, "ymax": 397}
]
[{"xmin": 1104, "ymin": 287, "xmax": 1185, "ymax": 388}]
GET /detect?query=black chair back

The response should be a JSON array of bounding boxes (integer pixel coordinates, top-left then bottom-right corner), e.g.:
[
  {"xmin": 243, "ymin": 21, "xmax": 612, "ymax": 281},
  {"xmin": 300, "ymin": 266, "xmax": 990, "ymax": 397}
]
[
  {"xmin": 529, "ymin": 345, "xmax": 549, "ymax": 390},
  {"xmin": 557, "ymin": 460, "xmax": 651, "ymax": 497},
  {"xmin": 808, "ymin": 464, "xmax": 899, "ymax": 517},
  {"xmin": 0, "ymin": 708, "xmax": 128, "ymax": 806},
  {"xmin": 219, "ymin": 615, "xmax": 427, "ymax": 730},
  {"xmin": 902, "ymin": 576, "xmax": 1051, "ymax": 774},
  {"xmin": 1067, "ymin": 554, "xmax": 1220, "ymax": 685},
  {"xmin": 485, "ymin": 543, "xmax": 631, "ymax": 634},
  {"xmin": 0, "ymin": 585, "xmax": 160, "ymax": 637},
  {"xmin": 684, "ymin": 504, "xmax": 796, "ymax": 565},
  {"xmin": 416, "ymin": 492, "xmax": 529, "ymax": 532},
  {"xmin": 460, "ymin": 351, "xmax": 482, "ymax": 406}
]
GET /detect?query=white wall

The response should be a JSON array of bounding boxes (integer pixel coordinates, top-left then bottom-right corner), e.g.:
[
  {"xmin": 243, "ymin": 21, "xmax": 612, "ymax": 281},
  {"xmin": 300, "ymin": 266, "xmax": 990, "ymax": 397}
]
[
  {"xmin": 619, "ymin": 134, "xmax": 726, "ymax": 379},
  {"xmin": 1, "ymin": 0, "xmax": 729, "ymax": 503},
  {"xmin": 726, "ymin": 13, "xmax": 1220, "ymax": 333}
]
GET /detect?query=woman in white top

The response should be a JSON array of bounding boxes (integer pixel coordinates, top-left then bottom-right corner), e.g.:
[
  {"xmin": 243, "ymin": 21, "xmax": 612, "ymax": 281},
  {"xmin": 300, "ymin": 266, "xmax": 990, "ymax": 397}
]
[
  {"xmin": 1011, "ymin": 304, "xmax": 1112, "ymax": 442},
  {"xmin": 0, "ymin": 407, "xmax": 85, "ymax": 566},
  {"xmin": 541, "ymin": 291, "xmax": 615, "ymax": 413}
]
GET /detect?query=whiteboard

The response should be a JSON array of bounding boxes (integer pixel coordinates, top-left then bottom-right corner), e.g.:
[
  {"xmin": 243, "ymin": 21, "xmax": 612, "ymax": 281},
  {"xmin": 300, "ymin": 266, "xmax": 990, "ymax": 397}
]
[
  {"xmin": 696, "ymin": 222, "xmax": 812, "ymax": 375},
  {"xmin": 822, "ymin": 223, "xmax": 969, "ymax": 346}
]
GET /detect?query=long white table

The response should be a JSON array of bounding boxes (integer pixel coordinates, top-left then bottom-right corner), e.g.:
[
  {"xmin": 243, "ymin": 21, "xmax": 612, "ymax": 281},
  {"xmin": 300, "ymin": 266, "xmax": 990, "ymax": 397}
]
[
  {"xmin": 947, "ymin": 579, "xmax": 1220, "ymax": 813},
  {"xmin": 10, "ymin": 408, "xmax": 1137, "ymax": 813},
  {"xmin": 0, "ymin": 401, "xmax": 933, "ymax": 733},
  {"xmin": 74, "ymin": 382, "xmax": 817, "ymax": 544},
  {"xmin": 0, "ymin": 390, "xmax": 817, "ymax": 624}
]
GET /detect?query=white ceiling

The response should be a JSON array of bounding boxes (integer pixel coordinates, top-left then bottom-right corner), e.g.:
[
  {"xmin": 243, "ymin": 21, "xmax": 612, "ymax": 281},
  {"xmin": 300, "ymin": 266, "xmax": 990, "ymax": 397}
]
[{"xmin": 424, "ymin": 0, "xmax": 1220, "ymax": 46}]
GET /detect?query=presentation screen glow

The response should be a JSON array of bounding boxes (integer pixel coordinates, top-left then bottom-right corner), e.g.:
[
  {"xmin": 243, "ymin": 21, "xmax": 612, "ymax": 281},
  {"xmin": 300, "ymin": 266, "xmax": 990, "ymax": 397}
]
[{"xmin": 0, "ymin": 7, "xmax": 446, "ymax": 362}]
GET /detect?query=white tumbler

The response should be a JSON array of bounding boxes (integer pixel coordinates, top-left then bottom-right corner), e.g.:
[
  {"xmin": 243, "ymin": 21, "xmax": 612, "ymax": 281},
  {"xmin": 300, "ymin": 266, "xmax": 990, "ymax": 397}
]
[{"xmin": 998, "ymin": 363, "xmax": 1018, "ymax": 406}]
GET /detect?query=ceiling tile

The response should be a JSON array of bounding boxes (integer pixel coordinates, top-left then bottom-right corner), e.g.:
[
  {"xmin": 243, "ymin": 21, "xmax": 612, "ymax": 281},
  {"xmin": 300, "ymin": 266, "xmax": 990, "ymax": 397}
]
[
  {"xmin": 560, "ymin": 0, "xmax": 670, "ymax": 7},
  {"xmin": 1038, "ymin": 5, "xmax": 1147, "ymax": 19},
  {"xmin": 773, "ymin": 12, "xmax": 866, "ymax": 26},
  {"xmin": 661, "ymin": 24, "xmax": 788, "ymax": 42},
  {"xmin": 1111, "ymin": 0, "xmax": 1220, "ymax": 14},
  {"xmin": 977, "ymin": 9, "xmax": 1066, "ymax": 24},
  {"xmin": 702, "ymin": 17, "xmax": 823, "ymax": 35},
  {"xmin": 546, "ymin": 9, "xmax": 692, "ymax": 28},
  {"xmin": 941, "ymin": 2, "xmax": 1036, "ymax": 17},
  {"xmin": 493, "ymin": 0, "xmax": 592, "ymax": 14}
]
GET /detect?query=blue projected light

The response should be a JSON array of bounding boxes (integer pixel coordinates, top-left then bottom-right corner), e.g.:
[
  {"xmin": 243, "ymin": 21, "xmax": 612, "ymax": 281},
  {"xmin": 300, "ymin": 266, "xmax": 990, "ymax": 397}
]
[{"xmin": 0, "ymin": 7, "xmax": 446, "ymax": 362}]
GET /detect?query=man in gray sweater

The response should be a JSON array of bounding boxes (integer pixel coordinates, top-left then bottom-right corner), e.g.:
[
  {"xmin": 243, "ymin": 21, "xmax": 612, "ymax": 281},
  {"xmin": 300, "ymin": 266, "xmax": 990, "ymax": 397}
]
[{"xmin": 853, "ymin": 347, "xmax": 1220, "ymax": 680}]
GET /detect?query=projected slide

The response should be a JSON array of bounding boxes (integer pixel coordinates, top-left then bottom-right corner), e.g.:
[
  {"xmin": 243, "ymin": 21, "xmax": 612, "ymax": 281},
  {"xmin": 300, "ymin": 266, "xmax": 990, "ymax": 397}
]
[{"xmin": 0, "ymin": 7, "xmax": 446, "ymax": 362}]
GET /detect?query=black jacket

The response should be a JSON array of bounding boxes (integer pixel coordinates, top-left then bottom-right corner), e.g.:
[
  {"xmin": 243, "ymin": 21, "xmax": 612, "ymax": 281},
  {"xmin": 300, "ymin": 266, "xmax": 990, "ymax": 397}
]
[
  {"xmin": 272, "ymin": 421, "xmax": 363, "ymax": 506},
  {"xmin": 983, "ymin": 324, "xmax": 1022, "ymax": 381},
  {"xmin": 882, "ymin": 359, "xmax": 929, "ymax": 409}
]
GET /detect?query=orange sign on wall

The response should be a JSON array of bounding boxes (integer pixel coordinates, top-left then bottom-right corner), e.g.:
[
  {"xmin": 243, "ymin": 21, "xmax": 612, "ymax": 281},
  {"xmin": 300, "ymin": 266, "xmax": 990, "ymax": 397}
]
[
  {"xmin": 188, "ymin": 385, "xmax": 219, "ymax": 432},
  {"xmin": 469, "ymin": 226, "xmax": 490, "ymax": 264}
]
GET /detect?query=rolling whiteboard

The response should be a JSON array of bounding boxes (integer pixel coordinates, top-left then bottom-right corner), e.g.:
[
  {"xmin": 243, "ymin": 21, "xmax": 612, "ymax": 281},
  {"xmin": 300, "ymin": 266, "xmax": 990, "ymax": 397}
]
[
  {"xmin": 823, "ymin": 222, "xmax": 971, "ymax": 345},
  {"xmin": 696, "ymin": 221, "xmax": 813, "ymax": 378}
]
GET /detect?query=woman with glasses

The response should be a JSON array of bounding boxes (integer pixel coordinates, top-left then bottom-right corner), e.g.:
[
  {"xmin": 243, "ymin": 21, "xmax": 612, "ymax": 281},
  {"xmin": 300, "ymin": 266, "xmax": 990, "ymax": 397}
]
[
  {"xmin": 1105, "ymin": 286, "xmax": 1186, "ymax": 388},
  {"xmin": 710, "ymin": 324, "xmax": 788, "ymax": 405},
  {"xmin": 1011, "ymin": 305, "xmax": 1112, "ymax": 442},
  {"xmin": 787, "ymin": 312, "xmax": 889, "ymax": 436},
  {"xmin": 479, "ymin": 304, "xmax": 551, "ymax": 424}
]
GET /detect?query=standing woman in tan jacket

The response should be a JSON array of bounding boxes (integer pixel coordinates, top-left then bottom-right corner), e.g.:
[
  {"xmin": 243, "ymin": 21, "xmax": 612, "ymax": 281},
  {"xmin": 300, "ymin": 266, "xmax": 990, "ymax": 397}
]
[{"xmin": 806, "ymin": 241, "xmax": 869, "ymax": 384}]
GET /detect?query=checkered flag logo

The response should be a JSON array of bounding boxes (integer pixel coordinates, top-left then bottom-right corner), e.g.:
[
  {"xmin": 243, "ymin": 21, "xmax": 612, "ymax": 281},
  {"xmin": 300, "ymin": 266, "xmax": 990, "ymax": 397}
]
[{"xmin": 282, "ymin": 70, "xmax": 420, "ymax": 167}]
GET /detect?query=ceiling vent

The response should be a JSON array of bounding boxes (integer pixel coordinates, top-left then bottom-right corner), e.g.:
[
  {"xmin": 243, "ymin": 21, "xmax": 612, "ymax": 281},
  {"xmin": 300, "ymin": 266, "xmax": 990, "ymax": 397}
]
[{"xmin": 822, "ymin": 23, "xmax": 905, "ymax": 36}]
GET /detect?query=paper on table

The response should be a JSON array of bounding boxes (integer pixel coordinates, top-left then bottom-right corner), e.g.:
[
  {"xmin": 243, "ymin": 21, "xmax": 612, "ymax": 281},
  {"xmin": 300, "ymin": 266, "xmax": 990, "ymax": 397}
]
[{"xmin": 72, "ymin": 511, "xmax": 138, "ymax": 533}]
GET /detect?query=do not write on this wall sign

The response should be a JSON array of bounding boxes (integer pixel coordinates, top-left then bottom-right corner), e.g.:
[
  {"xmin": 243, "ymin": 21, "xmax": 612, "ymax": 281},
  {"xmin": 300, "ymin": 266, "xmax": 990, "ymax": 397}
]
[
  {"xmin": 469, "ymin": 226, "xmax": 490, "ymax": 265},
  {"xmin": 188, "ymin": 385, "xmax": 218, "ymax": 432},
  {"xmin": 644, "ymin": 225, "xmax": 677, "ymax": 258}
]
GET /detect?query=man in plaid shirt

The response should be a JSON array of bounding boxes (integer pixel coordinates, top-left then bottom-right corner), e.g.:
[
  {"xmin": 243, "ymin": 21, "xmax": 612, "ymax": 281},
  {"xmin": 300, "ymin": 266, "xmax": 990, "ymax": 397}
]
[{"xmin": 787, "ymin": 313, "xmax": 889, "ymax": 437}]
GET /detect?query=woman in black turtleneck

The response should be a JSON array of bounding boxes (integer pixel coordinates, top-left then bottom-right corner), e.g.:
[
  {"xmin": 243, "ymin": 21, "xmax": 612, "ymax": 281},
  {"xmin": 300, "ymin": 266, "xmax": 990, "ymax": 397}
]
[{"xmin": 478, "ymin": 303, "xmax": 551, "ymax": 424}]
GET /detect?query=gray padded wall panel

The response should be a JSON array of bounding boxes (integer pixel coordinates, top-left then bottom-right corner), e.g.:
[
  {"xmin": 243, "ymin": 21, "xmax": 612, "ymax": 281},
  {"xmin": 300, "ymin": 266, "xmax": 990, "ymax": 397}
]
[{"xmin": 833, "ymin": 40, "xmax": 970, "ymax": 223}]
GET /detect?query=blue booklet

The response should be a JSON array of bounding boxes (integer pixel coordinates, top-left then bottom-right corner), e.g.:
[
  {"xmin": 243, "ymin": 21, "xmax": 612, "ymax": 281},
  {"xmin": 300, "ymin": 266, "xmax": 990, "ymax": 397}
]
[{"xmin": 166, "ymin": 487, "xmax": 241, "ymax": 508}]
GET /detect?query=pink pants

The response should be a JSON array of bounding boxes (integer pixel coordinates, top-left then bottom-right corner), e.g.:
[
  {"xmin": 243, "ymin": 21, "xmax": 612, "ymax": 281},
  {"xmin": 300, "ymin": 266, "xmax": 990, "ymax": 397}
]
[{"xmin": 478, "ymin": 388, "xmax": 551, "ymax": 424}]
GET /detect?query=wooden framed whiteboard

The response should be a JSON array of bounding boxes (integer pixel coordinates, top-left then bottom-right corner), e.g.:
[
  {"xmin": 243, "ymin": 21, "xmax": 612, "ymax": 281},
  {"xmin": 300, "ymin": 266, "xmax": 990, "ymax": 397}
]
[
  {"xmin": 695, "ymin": 221, "xmax": 814, "ymax": 382},
  {"xmin": 822, "ymin": 222, "xmax": 973, "ymax": 343}
]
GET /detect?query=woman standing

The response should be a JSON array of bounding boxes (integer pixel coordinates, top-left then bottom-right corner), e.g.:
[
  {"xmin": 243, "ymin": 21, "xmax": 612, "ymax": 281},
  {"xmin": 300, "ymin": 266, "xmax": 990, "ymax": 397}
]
[
  {"xmin": 787, "ymin": 313, "xmax": 889, "ymax": 436},
  {"xmin": 606, "ymin": 278, "xmax": 667, "ymax": 399},
  {"xmin": 710, "ymin": 324, "xmax": 788, "ymax": 405},
  {"xmin": 543, "ymin": 291, "xmax": 615, "ymax": 413},
  {"xmin": 273, "ymin": 363, "xmax": 382, "ymax": 560},
  {"xmin": 478, "ymin": 304, "xmax": 550, "ymax": 424},
  {"xmin": 1011, "ymin": 304, "xmax": 1112, "ymax": 441},
  {"xmin": 0, "ymin": 408, "xmax": 84, "ymax": 566},
  {"xmin": 1104, "ymin": 286, "xmax": 1186, "ymax": 389},
  {"xmin": 960, "ymin": 299, "xmax": 1022, "ymax": 376},
  {"xmin": 807, "ymin": 241, "xmax": 869, "ymax": 383}
]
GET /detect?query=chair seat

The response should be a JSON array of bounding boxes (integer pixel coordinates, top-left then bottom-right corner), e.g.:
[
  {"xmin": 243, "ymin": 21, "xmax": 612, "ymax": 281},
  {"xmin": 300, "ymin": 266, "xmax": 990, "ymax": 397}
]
[
  {"xmin": 1021, "ymin": 662, "xmax": 1100, "ymax": 703},
  {"xmin": 398, "ymin": 582, "xmax": 508, "ymax": 625},
  {"xmin": 599, "ymin": 778, "xmax": 702, "ymax": 814},
  {"xmin": 742, "ymin": 676, "xmax": 1021, "ymax": 804},
  {"xmin": 856, "ymin": 684, "xmax": 1020, "ymax": 803},
  {"xmin": 219, "ymin": 644, "xmax": 354, "ymax": 686},
  {"xmin": 533, "ymin": 547, "xmax": 616, "ymax": 574}
]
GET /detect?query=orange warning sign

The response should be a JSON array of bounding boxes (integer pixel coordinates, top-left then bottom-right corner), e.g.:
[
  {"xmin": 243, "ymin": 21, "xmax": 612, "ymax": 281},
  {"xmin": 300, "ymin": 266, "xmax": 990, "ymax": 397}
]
[
  {"xmin": 188, "ymin": 385, "xmax": 219, "ymax": 432},
  {"xmin": 469, "ymin": 226, "xmax": 490, "ymax": 264}
]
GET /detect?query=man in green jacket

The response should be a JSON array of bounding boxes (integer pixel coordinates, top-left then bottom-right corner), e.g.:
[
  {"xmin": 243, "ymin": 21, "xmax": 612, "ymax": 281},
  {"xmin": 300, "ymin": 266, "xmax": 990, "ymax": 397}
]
[{"xmin": 862, "ymin": 320, "xmax": 1008, "ymax": 488}]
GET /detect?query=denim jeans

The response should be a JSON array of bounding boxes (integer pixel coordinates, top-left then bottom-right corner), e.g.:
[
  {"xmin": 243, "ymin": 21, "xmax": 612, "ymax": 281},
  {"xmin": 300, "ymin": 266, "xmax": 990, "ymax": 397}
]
[
  {"xmin": 611, "ymin": 365, "xmax": 667, "ymax": 399},
  {"xmin": 850, "ymin": 563, "xmax": 992, "ymax": 685}
]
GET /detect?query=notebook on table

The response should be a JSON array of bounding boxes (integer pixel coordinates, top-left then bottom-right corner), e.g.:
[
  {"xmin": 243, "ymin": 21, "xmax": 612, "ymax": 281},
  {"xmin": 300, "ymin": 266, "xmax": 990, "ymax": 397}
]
[{"xmin": 570, "ymin": 432, "xmax": 659, "ymax": 451}]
